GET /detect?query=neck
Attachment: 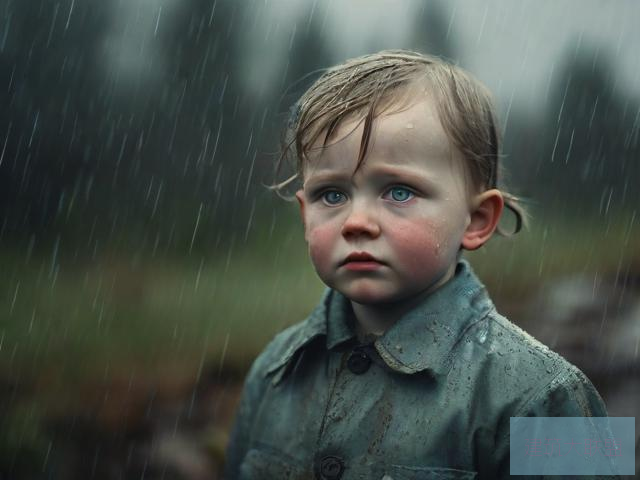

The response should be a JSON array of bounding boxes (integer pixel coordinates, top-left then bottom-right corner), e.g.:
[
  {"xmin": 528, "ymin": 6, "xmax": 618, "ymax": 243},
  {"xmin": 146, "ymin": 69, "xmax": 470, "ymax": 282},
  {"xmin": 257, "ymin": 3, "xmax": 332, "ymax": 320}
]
[
  {"xmin": 350, "ymin": 264, "xmax": 456, "ymax": 337},
  {"xmin": 351, "ymin": 299, "xmax": 419, "ymax": 339}
]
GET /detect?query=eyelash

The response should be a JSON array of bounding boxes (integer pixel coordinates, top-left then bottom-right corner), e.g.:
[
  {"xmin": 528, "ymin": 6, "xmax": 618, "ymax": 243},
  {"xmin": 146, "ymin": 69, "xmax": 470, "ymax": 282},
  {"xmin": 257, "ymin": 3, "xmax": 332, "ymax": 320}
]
[
  {"xmin": 383, "ymin": 186, "xmax": 416, "ymax": 203},
  {"xmin": 316, "ymin": 185, "xmax": 417, "ymax": 206},
  {"xmin": 320, "ymin": 190, "xmax": 347, "ymax": 206}
]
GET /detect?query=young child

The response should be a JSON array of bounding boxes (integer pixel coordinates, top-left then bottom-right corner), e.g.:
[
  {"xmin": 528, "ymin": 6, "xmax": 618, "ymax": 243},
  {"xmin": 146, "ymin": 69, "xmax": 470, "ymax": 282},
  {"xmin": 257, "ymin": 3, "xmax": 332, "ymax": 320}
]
[{"xmin": 224, "ymin": 50, "xmax": 608, "ymax": 479}]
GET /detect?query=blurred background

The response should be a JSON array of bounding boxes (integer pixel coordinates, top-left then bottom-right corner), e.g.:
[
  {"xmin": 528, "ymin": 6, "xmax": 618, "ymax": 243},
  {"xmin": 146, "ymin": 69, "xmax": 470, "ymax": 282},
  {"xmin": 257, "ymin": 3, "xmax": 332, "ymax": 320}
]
[{"xmin": 1, "ymin": 0, "xmax": 638, "ymax": 478}]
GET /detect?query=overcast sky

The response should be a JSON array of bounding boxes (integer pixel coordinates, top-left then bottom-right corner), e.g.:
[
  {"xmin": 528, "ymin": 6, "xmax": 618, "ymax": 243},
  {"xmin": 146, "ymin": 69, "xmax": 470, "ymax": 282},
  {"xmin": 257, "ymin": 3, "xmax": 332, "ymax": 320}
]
[
  {"xmin": 104, "ymin": 0, "xmax": 640, "ymax": 118},
  {"xmin": 242, "ymin": 0, "xmax": 640, "ymax": 116},
  {"xmin": 438, "ymin": 0, "xmax": 640, "ymax": 112}
]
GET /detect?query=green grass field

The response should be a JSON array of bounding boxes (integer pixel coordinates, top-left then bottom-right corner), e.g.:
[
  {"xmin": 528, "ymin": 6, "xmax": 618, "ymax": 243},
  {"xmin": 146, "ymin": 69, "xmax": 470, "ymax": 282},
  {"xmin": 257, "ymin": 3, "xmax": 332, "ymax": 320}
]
[
  {"xmin": 0, "ymin": 207, "xmax": 637, "ymax": 470},
  {"xmin": 0, "ymin": 208, "xmax": 637, "ymax": 408}
]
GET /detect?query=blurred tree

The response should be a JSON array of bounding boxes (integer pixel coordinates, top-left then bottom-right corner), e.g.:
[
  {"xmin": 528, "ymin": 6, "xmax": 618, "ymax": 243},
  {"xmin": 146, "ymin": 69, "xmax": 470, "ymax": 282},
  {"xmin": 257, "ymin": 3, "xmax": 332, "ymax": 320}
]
[
  {"xmin": 537, "ymin": 41, "xmax": 640, "ymax": 215},
  {"xmin": 263, "ymin": 4, "xmax": 335, "ymax": 190},
  {"xmin": 0, "ymin": 0, "xmax": 258, "ymax": 255},
  {"xmin": 409, "ymin": 0, "xmax": 458, "ymax": 61},
  {"xmin": 0, "ymin": 0, "xmax": 110, "ymax": 241},
  {"xmin": 500, "ymin": 108, "xmax": 543, "ymax": 201},
  {"xmin": 128, "ymin": 0, "xmax": 251, "ymax": 251}
]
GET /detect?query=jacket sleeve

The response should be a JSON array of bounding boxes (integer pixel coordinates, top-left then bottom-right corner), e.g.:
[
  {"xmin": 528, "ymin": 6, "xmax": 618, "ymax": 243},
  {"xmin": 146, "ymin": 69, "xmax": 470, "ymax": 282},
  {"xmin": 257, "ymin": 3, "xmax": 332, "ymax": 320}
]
[
  {"xmin": 495, "ymin": 365, "xmax": 618, "ymax": 479},
  {"xmin": 515, "ymin": 364, "xmax": 608, "ymax": 417},
  {"xmin": 223, "ymin": 357, "xmax": 267, "ymax": 480}
]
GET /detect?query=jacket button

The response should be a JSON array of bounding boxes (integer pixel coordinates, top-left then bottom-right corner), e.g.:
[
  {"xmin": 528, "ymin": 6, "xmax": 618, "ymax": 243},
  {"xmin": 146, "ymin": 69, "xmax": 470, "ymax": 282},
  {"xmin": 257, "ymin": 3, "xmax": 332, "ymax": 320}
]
[
  {"xmin": 318, "ymin": 455, "xmax": 344, "ymax": 479},
  {"xmin": 347, "ymin": 349, "xmax": 371, "ymax": 374}
]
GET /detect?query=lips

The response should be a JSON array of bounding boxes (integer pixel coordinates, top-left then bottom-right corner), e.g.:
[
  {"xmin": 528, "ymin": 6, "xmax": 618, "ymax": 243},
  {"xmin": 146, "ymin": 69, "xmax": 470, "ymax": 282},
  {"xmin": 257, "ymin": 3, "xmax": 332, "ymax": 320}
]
[
  {"xmin": 344, "ymin": 251, "xmax": 379, "ymax": 262},
  {"xmin": 340, "ymin": 252, "xmax": 384, "ymax": 266}
]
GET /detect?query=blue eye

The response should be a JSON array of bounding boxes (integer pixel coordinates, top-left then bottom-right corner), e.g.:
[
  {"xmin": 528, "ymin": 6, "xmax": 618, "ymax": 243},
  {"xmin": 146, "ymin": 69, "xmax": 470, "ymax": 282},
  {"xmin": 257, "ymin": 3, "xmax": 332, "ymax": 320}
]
[
  {"xmin": 387, "ymin": 187, "xmax": 414, "ymax": 202},
  {"xmin": 322, "ymin": 190, "xmax": 346, "ymax": 205}
]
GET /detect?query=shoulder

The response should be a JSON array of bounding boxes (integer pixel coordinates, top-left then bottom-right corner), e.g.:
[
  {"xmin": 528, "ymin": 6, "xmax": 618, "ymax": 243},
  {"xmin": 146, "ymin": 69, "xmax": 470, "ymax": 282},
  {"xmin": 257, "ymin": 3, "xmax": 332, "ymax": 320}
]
[
  {"xmin": 245, "ymin": 313, "xmax": 325, "ymax": 387},
  {"xmin": 223, "ymin": 312, "xmax": 325, "ymax": 479},
  {"xmin": 252, "ymin": 320, "xmax": 309, "ymax": 372},
  {"xmin": 248, "ymin": 290, "xmax": 332, "ymax": 383},
  {"xmin": 460, "ymin": 309, "xmax": 607, "ymax": 417}
]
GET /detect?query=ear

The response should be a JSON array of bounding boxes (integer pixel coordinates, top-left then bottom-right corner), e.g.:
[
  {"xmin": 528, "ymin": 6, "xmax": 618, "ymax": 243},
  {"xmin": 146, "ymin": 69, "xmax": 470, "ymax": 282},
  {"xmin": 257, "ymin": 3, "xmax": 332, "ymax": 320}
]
[
  {"xmin": 462, "ymin": 189, "xmax": 504, "ymax": 251},
  {"xmin": 295, "ymin": 190, "xmax": 307, "ymax": 238}
]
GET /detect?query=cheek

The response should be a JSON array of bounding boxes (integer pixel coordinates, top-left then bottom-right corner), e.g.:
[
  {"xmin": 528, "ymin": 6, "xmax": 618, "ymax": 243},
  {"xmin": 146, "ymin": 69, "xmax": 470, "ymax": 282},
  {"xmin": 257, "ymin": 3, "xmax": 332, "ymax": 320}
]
[
  {"xmin": 391, "ymin": 219, "xmax": 456, "ymax": 274},
  {"xmin": 306, "ymin": 224, "xmax": 339, "ymax": 269}
]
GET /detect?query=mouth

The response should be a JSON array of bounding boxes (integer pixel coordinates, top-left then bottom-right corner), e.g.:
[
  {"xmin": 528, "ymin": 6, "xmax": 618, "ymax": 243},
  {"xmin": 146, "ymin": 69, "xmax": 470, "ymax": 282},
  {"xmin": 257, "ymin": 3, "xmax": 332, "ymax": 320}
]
[{"xmin": 340, "ymin": 252, "xmax": 385, "ymax": 271}]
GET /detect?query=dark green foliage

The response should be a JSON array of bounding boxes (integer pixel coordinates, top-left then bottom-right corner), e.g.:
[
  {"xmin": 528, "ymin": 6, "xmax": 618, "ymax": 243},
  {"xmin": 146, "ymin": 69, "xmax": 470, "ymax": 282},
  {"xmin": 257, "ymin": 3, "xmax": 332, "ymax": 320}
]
[{"xmin": 536, "ymin": 41, "xmax": 640, "ymax": 213}]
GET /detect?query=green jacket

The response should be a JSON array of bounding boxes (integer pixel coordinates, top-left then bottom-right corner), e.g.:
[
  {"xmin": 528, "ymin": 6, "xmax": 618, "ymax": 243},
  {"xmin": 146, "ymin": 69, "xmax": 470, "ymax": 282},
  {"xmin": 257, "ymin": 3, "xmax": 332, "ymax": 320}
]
[{"xmin": 225, "ymin": 261, "xmax": 608, "ymax": 479}]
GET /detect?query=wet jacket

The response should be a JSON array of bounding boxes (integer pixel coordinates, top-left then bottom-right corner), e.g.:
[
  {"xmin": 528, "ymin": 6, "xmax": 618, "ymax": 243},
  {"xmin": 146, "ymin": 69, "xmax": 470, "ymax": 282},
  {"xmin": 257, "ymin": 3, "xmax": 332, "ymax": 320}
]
[{"xmin": 224, "ymin": 261, "xmax": 608, "ymax": 479}]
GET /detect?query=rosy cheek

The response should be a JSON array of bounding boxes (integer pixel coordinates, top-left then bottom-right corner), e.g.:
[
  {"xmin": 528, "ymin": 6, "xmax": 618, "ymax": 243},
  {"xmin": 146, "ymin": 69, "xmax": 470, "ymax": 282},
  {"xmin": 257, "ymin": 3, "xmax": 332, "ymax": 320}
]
[
  {"xmin": 392, "ymin": 221, "xmax": 449, "ymax": 275},
  {"xmin": 307, "ymin": 224, "xmax": 338, "ymax": 270}
]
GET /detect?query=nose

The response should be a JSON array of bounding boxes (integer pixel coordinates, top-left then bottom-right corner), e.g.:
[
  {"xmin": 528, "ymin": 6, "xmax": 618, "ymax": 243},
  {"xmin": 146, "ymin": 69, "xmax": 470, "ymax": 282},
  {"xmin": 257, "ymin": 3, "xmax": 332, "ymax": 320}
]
[{"xmin": 341, "ymin": 201, "xmax": 381, "ymax": 240}]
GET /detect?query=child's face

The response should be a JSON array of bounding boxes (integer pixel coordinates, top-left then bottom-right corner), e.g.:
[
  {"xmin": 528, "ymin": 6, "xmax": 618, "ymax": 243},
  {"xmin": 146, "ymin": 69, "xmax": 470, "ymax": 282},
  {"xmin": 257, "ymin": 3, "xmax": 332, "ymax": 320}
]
[{"xmin": 296, "ymin": 98, "xmax": 485, "ymax": 306}]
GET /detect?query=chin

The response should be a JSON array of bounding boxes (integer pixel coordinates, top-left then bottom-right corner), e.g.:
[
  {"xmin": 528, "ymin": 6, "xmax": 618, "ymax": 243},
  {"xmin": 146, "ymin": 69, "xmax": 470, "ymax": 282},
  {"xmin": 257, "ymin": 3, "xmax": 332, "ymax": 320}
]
[{"xmin": 338, "ymin": 284, "xmax": 399, "ymax": 305}]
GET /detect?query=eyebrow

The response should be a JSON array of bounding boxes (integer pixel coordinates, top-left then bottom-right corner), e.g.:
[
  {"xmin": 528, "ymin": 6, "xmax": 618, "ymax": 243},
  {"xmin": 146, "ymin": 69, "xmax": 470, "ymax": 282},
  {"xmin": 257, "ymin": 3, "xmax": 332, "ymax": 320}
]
[
  {"xmin": 304, "ymin": 165, "xmax": 438, "ymax": 190},
  {"xmin": 367, "ymin": 165, "xmax": 437, "ymax": 186}
]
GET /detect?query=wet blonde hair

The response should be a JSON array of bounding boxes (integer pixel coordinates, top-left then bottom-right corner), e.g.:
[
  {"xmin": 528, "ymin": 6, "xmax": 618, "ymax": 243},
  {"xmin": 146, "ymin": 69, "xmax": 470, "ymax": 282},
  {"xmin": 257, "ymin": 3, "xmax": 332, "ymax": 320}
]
[{"xmin": 273, "ymin": 49, "xmax": 526, "ymax": 234}]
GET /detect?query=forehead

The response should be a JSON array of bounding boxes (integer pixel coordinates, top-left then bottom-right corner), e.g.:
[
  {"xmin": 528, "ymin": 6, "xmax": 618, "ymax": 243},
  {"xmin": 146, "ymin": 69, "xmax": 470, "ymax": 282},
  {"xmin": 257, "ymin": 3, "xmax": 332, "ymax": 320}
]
[{"xmin": 304, "ymin": 98, "xmax": 461, "ymax": 177}]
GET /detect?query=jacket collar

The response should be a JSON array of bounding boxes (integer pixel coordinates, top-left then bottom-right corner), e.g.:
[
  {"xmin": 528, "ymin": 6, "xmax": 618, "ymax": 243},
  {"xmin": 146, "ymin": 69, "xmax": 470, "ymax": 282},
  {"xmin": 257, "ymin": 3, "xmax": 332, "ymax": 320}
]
[
  {"xmin": 373, "ymin": 260, "xmax": 493, "ymax": 376},
  {"xmin": 264, "ymin": 289, "xmax": 332, "ymax": 382},
  {"xmin": 266, "ymin": 260, "xmax": 494, "ymax": 380}
]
